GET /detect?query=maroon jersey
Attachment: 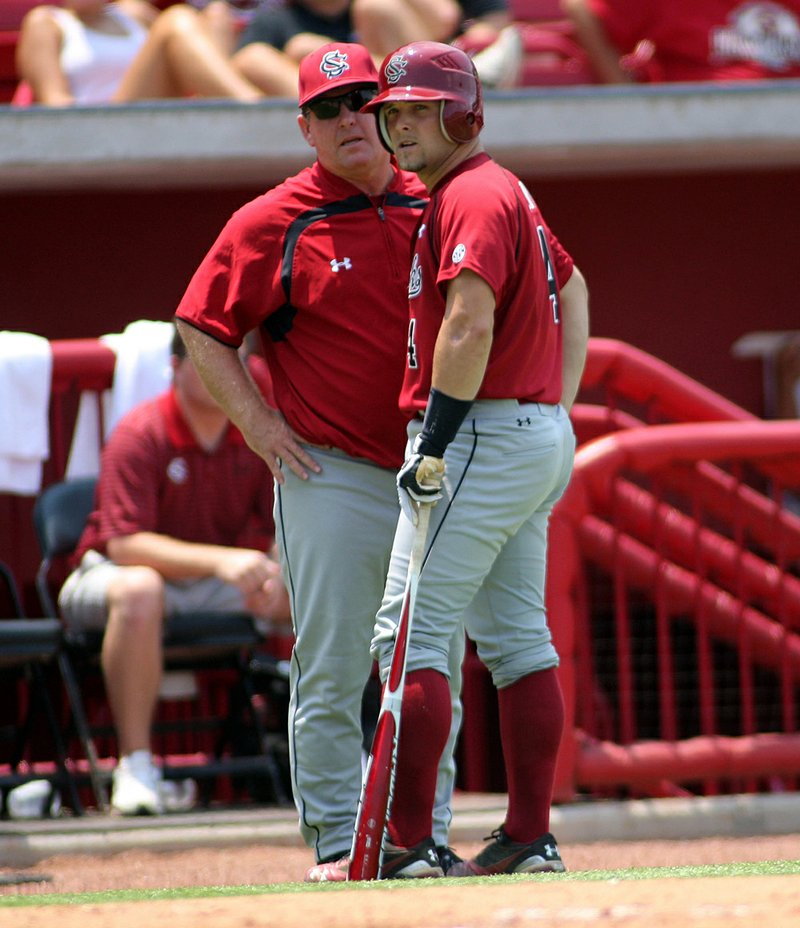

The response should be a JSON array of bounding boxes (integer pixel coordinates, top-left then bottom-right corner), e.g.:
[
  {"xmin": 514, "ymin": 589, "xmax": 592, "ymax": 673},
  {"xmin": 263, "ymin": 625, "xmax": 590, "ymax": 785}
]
[
  {"xmin": 588, "ymin": 0, "xmax": 800, "ymax": 81},
  {"xmin": 176, "ymin": 161, "xmax": 427, "ymax": 469},
  {"xmin": 400, "ymin": 153, "xmax": 575, "ymax": 415},
  {"xmin": 74, "ymin": 388, "xmax": 274, "ymax": 564}
]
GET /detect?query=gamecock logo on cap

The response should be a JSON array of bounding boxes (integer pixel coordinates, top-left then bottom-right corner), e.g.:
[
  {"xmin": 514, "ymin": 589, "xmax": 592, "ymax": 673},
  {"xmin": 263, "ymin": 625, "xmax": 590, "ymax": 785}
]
[
  {"xmin": 320, "ymin": 49, "xmax": 350, "ymax": 80},
  {"xmin": 384, "ymin": 54, "xmax": 408, "ymax": 84}
]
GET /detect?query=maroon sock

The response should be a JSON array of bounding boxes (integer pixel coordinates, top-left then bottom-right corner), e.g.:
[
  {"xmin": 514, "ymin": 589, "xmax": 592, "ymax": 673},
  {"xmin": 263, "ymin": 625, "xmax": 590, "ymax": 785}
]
[
  {"xmin": 387, "ymin": 668, "xmax": 451, "ymax": 848},
  {"xmin": 498, "ymin": 667, "xmax": 565, "ymax": 842}
]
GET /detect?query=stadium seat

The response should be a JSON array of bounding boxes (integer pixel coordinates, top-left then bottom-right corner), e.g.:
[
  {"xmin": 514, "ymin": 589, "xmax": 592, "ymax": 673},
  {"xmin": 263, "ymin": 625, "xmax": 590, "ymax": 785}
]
[
  {"xmin": 516, "ymin": 20, "xmax": 598, "ymax": 86},
  {"xmin": 0, "ymin": 1, "xmax": 40, "ymax": 103},
  {"xmin": 0, "ymin": 559, "xmax": 91, "ymax": 815},
  {"xmin": 455, "ymin": 0, "xmax": 598, "ymax": 86}
]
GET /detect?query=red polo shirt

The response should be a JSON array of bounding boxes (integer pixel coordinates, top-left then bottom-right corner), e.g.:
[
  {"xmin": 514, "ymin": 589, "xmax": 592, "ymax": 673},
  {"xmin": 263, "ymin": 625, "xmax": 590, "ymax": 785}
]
[{"xmin": 74, "ymin": 387, "xmax": 274, "ymax": 563}]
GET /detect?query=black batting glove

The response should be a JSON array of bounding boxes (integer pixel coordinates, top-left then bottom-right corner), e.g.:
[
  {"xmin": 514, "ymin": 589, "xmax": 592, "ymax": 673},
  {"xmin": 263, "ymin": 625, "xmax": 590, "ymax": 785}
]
[{"xmin": 397, "ymin": 436, "xmax": 445, "ymax": 526}]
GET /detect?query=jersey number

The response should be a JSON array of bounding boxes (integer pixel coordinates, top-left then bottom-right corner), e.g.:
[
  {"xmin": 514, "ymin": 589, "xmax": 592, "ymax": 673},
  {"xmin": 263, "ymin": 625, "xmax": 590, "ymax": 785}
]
[
  {"xmin": 407, "ymin": 318, "xmax": 418, "ymax": 369},
  {"xmin": 536, "ymin": 225, "xmax": 560, "ymax": 324}
]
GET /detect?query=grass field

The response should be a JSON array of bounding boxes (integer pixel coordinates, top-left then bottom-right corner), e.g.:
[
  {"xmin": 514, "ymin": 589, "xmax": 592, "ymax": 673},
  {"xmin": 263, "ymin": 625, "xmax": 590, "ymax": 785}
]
[{"xmin": 2, "ymin": 859, "xmax": 799, "ymax": 909}]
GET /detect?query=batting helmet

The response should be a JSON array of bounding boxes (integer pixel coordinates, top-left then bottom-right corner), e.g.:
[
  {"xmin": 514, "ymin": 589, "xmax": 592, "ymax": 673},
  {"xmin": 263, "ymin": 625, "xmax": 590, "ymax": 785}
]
[{"xmin": 361, "ymin": 41, "xmax": 484, "ymax": 151}]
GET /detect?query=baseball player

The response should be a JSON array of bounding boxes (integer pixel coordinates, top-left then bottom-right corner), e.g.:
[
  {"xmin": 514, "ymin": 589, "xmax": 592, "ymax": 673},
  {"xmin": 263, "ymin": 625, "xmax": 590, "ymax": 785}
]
[
  {"xmin": 360, "ymin": 41, "xmax": 590, "ymax": 877},
  {"xmin": 174, "ymin": 42, "xmax": 463, "ymax": 881}
]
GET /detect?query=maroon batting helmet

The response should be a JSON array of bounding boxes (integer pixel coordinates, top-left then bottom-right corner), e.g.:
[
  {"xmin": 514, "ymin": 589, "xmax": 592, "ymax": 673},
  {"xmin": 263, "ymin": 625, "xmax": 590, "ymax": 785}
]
[{"xmin": 361, "ymin": 41, "xmax": 484, "ymax": 150}]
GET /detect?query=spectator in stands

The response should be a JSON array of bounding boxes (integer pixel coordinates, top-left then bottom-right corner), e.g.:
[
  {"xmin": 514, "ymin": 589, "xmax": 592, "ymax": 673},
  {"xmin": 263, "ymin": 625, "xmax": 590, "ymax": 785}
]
[
  {"xmin": 58, "ymin": 327, "xmax": 290, "ymax": 816},
  {"xmin": 352, "ymin": 0, "xmax": 525, "ymax": 88},
  {"xmin": 229, "ymin": 0, "xmax": 354, "ymax": 97},
  {"xmin": 561, "ymin": 0, "xmax": 800, "ymax": 83},
  {"xmin": 16, "ymin": 0, "xmax": 263, "ymax": 105},
  {"xmin": 232, "ymin": 0, "xmax": 523, "ymax": 98},
  {"xmin": 187, "ymin": 1, "xmax": 283, "ymax": 55}
]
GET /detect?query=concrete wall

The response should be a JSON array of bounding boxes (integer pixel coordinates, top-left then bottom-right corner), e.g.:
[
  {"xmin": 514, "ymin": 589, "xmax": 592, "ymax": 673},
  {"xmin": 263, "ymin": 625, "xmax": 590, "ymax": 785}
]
[{"xmin": 3, "ymin": 82, "xmax": 800, "ymax": 414}]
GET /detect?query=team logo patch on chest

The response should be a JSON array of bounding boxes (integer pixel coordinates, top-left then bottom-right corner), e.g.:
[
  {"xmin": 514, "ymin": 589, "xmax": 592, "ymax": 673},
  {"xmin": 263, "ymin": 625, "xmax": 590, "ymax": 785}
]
[
  {"xmin": 408, "ymin": 253, "xmax": 422, "ymax": 298},
  {"xmin": 330, "ymin": 256, "xmax": 352, "ymax": 272}
]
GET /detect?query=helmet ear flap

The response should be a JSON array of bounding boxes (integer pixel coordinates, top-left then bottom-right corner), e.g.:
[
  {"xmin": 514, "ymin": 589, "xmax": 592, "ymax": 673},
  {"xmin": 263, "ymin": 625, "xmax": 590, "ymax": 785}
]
[{"xmin": 441, "ymin": 99, "xmax": 483, "ymax": 143}]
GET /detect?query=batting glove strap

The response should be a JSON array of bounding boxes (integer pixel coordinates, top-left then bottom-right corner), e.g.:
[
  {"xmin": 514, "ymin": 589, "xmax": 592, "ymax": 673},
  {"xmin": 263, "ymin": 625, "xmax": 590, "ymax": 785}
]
[
  {"xmin": 397, "ymin": 452, "xmax": 445, "ymax": 525},
  {"xmin": 416, "ymin": 388, "xmax": 474, "ymax": 458}
]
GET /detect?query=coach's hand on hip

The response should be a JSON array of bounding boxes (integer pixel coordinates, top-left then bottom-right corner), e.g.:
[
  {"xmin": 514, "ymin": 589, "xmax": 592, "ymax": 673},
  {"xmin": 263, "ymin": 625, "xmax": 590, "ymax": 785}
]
[{"xmin": 397, "ymin": 448, "xmax": 445, "ymax": 526}]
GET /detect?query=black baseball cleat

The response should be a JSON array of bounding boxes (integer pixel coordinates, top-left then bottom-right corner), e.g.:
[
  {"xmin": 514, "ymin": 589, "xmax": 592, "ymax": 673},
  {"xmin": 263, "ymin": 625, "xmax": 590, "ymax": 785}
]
[
  {"xmin": 447, "ymin": 828, "xmax": 566, "ymax": 877},
  {"xmin": 436, "ymin": 845, "xmax": 463, "ymax": 874},
  {"xmin": 380, "ymin": 837, "xmax": 444, "ymax": 879}
]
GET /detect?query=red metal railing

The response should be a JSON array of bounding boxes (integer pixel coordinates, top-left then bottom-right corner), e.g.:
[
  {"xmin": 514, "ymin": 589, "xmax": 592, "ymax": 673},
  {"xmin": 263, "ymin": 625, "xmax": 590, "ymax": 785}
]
[
  {"xmin": 552, "ymin": 421, "xmax": 800, "ymax": 799},
  {"xmin": 460, "ymin": 339, "xmax": 800, "ymax": 800},
  {"xmin": 3, "ymin": 336, "xmax": 799, "ymax": 804}
]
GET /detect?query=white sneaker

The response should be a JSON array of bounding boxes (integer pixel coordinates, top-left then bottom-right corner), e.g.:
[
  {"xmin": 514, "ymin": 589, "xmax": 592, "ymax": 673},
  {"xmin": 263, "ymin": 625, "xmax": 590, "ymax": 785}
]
[
  {"xmin": 472, "ymin": 25, "xmax": 524, "ymax": 89},
  {"xmin": 111, "ymin": 750, "xmax": 163, "ymax": 815},
  {"xmin": 158, "ymin": 777, "xmax": 197, "ymax": 812}
]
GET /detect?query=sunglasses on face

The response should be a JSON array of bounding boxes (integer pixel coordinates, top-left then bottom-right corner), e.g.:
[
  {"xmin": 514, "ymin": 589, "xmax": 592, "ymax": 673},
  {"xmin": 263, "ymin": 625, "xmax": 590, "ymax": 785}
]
[{"xmin": 305, "ymin": 88, "xmax": 378, "ymax": 120}]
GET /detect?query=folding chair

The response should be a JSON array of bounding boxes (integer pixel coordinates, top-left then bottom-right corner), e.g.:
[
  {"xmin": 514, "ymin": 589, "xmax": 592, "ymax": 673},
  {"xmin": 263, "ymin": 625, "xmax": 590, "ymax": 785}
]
[
  {"xmin": 33, "ymin": 478, "xmax": 290, "ymax": 810},
  {"xmin": 0, "ymin": 559, "xmax": 88, "ymax": 815}
]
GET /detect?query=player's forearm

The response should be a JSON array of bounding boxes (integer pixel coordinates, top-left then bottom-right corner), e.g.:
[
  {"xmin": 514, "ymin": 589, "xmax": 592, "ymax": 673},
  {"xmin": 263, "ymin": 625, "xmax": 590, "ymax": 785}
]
[
  {"xmin": 431, "ymin": 271, "xmax": 495, "ymax": 400},
  {"xmin": 431, "ymin": 325, "xmax": 492, "ymax": 400},
  {"xmin": 559, "ymin": 266, "xmax": 590, "ymax": 412}
]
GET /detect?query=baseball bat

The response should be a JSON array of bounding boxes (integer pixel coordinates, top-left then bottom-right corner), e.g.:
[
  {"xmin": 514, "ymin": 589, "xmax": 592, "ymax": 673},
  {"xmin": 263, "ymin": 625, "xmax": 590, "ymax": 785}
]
[{"xmin": 348, "ymin": 503, "xmax": 433, "ymax": 881}]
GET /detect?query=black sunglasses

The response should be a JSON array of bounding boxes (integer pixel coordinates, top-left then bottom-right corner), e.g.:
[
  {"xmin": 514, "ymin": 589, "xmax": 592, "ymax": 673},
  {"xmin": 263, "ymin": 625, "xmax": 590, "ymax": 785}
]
[{"xmin": 305, "ymin": 87, "xmax": 378, "ymax": 120}]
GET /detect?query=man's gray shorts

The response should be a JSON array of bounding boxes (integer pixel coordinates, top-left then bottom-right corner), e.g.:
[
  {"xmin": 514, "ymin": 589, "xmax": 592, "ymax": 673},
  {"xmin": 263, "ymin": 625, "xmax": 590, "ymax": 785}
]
[{"xmin": 59, "ymin": 550, "xmax": 248, "ymax": 631}]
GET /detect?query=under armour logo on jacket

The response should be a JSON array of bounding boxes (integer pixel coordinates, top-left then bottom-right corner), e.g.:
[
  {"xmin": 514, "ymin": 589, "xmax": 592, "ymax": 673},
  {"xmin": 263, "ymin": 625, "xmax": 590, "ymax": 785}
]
[
  {"xmin": 330, "ymin": 257, "xmax": 352, "ymax": 272},
  {"xmin": 517, "ymin": 417, "xmax": 532, "ymax": 426}
]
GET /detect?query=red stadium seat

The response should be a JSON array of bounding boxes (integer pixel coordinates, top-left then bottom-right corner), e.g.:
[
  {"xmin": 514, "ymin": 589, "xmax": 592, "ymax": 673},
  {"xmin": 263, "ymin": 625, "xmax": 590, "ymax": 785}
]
[
  {"xmin": 508, "ymin": 0, "xmax": 565, "ymax": 19},
  {"xmin": 457, "ymin": 3, "xmax": 599, "ymax": 87},
  {"xmin": 0, "ymin": 1, "xmax": 40, "ymax": 103},
  {"xmin": 460, "ymin": 0, "xmax": 654, "ymax": 87},
  {"xmin": 517, "ymin": 20, "xmax": 597, "ymax": 86}
]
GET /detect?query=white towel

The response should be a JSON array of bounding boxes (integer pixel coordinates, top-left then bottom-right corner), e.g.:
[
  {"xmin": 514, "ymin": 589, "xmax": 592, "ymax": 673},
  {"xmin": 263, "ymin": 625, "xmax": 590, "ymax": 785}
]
[
  {"xmin": 64, "ymin": 390, "xmax": 111, "ymax": 479},
  {"xmin": 65, "ymin": 320, "xmax": 174, "ymax": 479},
  {"xmin": 0, "ymin": 331, "xmax": 53, "ymax": 495},
  {"xmin": 102, "ymin": 319, "xmax": 174, "ymax": 436}
]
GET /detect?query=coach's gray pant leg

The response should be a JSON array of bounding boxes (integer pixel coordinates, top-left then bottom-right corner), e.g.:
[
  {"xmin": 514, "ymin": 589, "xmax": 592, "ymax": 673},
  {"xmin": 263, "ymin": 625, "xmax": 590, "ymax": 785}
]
[{"xmin": 277, "ymin": 451, "xmax": 397, "ymax": 862}]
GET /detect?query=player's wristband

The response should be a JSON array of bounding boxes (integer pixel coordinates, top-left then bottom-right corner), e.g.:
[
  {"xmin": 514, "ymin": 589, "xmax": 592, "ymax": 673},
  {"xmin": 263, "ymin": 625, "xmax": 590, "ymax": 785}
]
[{"xmin": 416, "ymin": 388, "xmax": 473, "ymax": 458}]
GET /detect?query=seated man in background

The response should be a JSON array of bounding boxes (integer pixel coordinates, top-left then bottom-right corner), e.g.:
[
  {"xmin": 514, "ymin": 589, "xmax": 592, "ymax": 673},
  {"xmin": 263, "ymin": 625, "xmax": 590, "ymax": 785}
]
[
  {"xmin": 562, "ymin": 0, "xmax": 800, "ymax": 83},
  {"xmin": 58, "ymin": 328, "xmax": 289, "ymax": 815},
  {"xmin": 16, "ymin": 0, "xmax": 262, "ymax": 105}
]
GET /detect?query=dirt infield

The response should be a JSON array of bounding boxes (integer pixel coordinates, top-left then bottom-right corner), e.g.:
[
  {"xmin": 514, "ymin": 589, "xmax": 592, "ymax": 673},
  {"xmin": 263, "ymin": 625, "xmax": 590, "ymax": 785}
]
[{"xmin": 2, "ymin": 834, "xmax": 799, "ymax": 927}]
